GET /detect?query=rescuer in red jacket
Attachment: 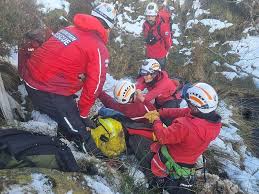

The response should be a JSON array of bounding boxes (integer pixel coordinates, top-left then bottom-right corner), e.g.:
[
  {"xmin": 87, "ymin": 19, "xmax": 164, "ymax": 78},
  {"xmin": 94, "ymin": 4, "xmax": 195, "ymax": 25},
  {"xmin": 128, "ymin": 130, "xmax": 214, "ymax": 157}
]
[
  {"xmin": 136, "ymin": 59, "xmax": 181, "ymax": 109},
  {"xmin": 23, "ymin": 3, "xmax": 117, "ymax": 152},
  {"xmin": 143, "ymin": 2, "xmax": 172, "ymax": 70},
  {"xmin": 128, "ymin": 82, "xmax": 222, "ymax": 194},
  {"xmin": 99, "ymin": 80, "xmax": 156, "ymax": 124}
]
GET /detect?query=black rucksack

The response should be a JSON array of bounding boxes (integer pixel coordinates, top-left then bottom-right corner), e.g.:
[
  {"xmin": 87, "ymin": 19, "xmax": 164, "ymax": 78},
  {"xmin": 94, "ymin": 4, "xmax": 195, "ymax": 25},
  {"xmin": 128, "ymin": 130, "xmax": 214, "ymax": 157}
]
[{"xmin": 0, "ymin": 128, "xmax": 79, "ymax": 172}]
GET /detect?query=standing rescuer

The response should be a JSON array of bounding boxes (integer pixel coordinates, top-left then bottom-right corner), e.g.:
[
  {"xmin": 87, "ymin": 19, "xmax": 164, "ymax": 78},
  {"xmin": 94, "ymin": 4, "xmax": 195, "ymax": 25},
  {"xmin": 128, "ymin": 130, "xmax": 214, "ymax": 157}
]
[
  {"xmin": 129, "ymin": 82, "xmax": 222, "ymax": 193},
  {"xmin": 22, "ymin": 3, "xmax": 116, "ymax": 152},
  {"xmin": 143, "ymin": 2, "xmax": 172, "ymax": 70}
]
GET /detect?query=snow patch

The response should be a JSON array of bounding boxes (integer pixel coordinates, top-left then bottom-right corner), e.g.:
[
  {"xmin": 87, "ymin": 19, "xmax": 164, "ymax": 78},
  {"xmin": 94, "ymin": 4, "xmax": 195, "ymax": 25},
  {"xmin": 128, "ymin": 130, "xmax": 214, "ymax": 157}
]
[
  {"xmin": 187, "ymin": 19, "xmax": 233, "ymax": 33},
  {"xmin": 227, "ymin": 36, "xmax": 259, "ymax": 87},
  {"xmin": 3, "ymin": 173, "xmax": 54, "ymax": 194},
  {"xmin": 84, "ymin": 176, "xmax": 115, "ymax": 194},
  {"xmin": 20, "ymin": 111, "xmax": 58, "ymax": 136},
  {"xmin": 31, "ymin": 173, "xmax": 54, "ymax": 194},
  {"xmin": 117, "ymin": 13, "xmax": 145, "ymax": 36},
  {"xmin": 37, "ymin": 0, "xmax": 70, "ymax": 13},
  {"xmin": 179, "ymin": 48, "xmax": 192, "ymax": 56}
]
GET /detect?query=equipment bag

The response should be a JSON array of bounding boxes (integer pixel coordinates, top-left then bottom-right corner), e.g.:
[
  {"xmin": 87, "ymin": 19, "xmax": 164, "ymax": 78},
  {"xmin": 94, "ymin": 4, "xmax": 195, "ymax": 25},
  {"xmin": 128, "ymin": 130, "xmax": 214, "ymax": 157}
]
[{"xmin": 0, "ymin": 128, "xmax": 79, "ymax": 172}]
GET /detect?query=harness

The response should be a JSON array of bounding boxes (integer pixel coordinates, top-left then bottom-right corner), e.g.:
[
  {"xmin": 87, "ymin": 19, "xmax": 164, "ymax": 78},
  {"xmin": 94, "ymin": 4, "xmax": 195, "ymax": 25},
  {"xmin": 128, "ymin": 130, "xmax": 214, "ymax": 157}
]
[{"xmin": 160, "ymin": 145, "xmax": 196, "ymax": 179}]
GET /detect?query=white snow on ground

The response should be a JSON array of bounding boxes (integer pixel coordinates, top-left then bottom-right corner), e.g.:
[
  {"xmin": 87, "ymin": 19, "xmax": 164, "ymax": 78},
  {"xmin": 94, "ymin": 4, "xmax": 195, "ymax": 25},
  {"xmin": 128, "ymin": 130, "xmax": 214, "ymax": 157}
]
[
  {"xmin": 30, "ymin": 173, "xmax": 54, "ymax": 194},
  {"xmin": 209, "ymin": 41, "xmax": 219, "ymax": 48},
  {"xmin": 124, "ymin": 6, "xmax": 135, "ymax": 13},
  {"xmin": 227, "ymin": 35, "xmax": 259, "ymax": 88},
  {"xmin": 84, "ymin": 176, "xmax": 115, "ymax": 194},
  {"xmin": 187, "ymin": 19, "xmax": 233, "ymax": 33},
  {"xmin": 128, "ymin": 166, "xmax": 147, "ymax": 185},
  {"xmin": 7, "ymin": 47, "xmax": 18, "ymax": 68},
  {"xmin": 3, "ymin": 173, "xmax": 54, "ymax": 194},
  {"xmin": 192, "ymin": 0, "xmax": 210, "ymax": 18},
  {"xmin": 210, "ymin": 101, "xmax": 259, "ymax": 194},
  {"xmin": 179, "ymin": 48, "xmax": 192, "ymax": 56},
  {"xmin": 37, "ymin": 0, "xmax": 70, "ymax": 13},
  {"xmin": 117, "ymin": 13, "xmax": 145, "ymax": 36},
  {"xmin": 172, "ymin": 23, "xmax": 181, "ymax": 37},
  {"xmin": 172, "ymin": 23, "xmax": 181, "ymax": 45},
  {"xmin": 221, "ymin": 71, "xmax": 239, "ymax": 81}
]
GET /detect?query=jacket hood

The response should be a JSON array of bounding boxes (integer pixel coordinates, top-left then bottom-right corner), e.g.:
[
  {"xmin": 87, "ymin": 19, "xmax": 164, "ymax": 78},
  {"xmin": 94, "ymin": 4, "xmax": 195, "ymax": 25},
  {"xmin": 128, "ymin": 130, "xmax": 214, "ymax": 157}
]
[
  {"xmin": 73, "ymin": 14, "xmax": 108, "ymax": 44},
  {"xmin": 187, "ymin": 112, "xmax": 222, "ymax": 142}
]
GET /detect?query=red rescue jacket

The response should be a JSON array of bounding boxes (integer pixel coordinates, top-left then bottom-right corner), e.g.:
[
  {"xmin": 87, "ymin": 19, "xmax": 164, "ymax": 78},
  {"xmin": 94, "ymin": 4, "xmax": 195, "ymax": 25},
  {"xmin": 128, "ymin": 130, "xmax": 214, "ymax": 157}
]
[
  {"xmin": 151, "ymin": 108, "xmax": 222, "ymax": 177},
  {"xmin": 23, "ymin": 14, "xmax": 109, "ymax": 118},
  {"xmin": 99, "ymin": 91, "xmax": 156, "ymax": 123},
  {"xmin": 143, "ymin": 17, "xmax": 172, "ymax": 59},
  {"xmin": 136, "ymin": 71, "xmax": 180, "ymax": 106}
]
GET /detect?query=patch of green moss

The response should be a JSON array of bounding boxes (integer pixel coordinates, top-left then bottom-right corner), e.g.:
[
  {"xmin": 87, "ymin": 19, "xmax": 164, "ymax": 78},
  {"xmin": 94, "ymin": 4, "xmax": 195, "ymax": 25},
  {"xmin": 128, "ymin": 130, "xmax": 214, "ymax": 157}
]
[{"xmin": 0, "ymin": 168, "xmax": 91, "ymax": 193}]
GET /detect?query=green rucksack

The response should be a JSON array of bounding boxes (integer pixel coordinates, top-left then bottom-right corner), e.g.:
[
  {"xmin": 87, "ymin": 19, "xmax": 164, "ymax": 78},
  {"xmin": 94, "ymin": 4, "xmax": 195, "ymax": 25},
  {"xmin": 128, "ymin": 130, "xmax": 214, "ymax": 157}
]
[{"xmin": 0, "ymin": 128, "xmax": 79, "ymax": 172}]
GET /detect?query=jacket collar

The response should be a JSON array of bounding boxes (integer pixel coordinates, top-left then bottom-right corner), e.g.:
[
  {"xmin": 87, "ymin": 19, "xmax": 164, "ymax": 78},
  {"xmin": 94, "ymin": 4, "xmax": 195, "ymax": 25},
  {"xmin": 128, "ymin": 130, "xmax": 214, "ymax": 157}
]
[{"xmin": 191, "ymin": 111, "xmax": 222, "ymax": 123}]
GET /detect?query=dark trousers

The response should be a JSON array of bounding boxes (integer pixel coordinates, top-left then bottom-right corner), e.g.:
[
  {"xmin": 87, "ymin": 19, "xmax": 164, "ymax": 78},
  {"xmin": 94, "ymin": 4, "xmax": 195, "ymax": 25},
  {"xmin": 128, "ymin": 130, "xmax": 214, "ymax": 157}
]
[
  {"xmin": 25, "ymin": 84, "xmax": 88, "ymax": 140},
  {"xmin": 128, "ymin": 135, "xmax": 195, "ymax": 194}
]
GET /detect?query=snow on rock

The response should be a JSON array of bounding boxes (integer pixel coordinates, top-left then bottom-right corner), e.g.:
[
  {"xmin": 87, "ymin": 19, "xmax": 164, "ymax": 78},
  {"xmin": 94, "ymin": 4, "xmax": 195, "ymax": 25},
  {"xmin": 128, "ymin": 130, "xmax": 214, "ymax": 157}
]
[
  {"xmin": 19, "ymin": 110, "xmax": 58, "ymax": 136},
  {"xmin": 219, "ymin": 126, "xmax": 243, "ymax": 143},
  {"xmin": 30, "ymin": 173, "xmax": 54, "ymax": 194},
  {"xmin": 3, "ymin": 173, "xmax": 54, "ymax": 194}
]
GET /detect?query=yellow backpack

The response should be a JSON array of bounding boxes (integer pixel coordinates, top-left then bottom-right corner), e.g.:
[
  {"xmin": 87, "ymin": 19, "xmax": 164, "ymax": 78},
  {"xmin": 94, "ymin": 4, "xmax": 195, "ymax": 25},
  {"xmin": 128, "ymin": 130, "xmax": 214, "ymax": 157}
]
[{"xmin": 91, "ymin": 117, "xmax": 126, "ymax": 158}]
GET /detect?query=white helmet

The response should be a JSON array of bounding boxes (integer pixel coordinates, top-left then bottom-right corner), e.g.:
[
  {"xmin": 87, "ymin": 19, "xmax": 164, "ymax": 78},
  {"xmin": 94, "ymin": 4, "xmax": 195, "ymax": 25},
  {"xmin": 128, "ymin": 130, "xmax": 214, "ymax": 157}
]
[
  {"xmin": 185, "ymin": 83, "xmax": 218, "ymax": 113},
  {"xmin": 91, "ymin": 3, "xmax": 116, "ymax": 28},
  {"xmin": 114, "ymin": 80, "xmax": 136, "ymax": 104},
  {"xmin": 145, "ymin": 2, "xmax": 158, "ymax": 16},
  {"xmin": 140, "ymin": 59, "xmax": 161, "ymax": 76}
]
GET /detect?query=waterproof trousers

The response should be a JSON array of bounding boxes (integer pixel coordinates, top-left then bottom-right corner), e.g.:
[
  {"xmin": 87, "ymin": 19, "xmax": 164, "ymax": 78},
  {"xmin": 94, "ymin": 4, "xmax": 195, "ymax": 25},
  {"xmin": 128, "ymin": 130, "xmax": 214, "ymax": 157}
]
[
  {"xmin": 128, "ymin": 135, "xmax": 195, "ymax": 194},
  {"xmin": 25, "ymin": 84, "xmax": 90, "ymax": 142}
]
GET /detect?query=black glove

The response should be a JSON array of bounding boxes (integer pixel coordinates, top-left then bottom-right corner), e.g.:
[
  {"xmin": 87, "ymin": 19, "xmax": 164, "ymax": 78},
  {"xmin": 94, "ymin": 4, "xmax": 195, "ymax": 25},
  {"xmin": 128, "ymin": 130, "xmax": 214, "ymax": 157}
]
[{"xmin": 82, "ymin": 117, "xmax": 97, "ymax": 129}]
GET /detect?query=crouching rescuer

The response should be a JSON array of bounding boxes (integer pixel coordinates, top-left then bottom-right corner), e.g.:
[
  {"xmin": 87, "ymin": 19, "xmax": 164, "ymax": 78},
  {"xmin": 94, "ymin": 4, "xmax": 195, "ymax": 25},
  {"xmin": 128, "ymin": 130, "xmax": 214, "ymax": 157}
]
[
  {"xmin": 22, "ymin": 3, "xmax": 116, "ymax": 153},
  {"xmin": 128, "ymin": 83, "xmax": 222, "ymax": 193}
]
